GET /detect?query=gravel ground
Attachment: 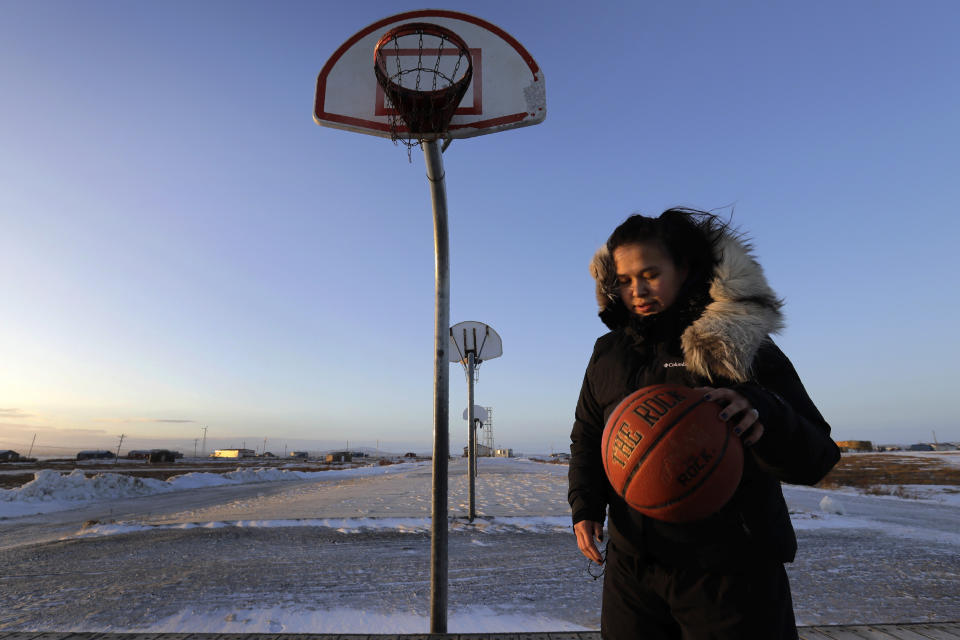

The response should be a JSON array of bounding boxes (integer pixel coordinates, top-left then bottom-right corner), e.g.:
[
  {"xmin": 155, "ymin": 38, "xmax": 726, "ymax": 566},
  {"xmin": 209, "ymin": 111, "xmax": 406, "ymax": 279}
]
[
  {"xmin": 1, "ymin": 524, "xmax": 958, "ymax": 631},
  {"xmin": 0, "ymin": 527, "xmax": 601, "ymax": 630},
  {"xmin": 2, "ymin": 459, "xmax": 958, "ymax": 631},
  {"xmin": 788, "ymin": 529, "xmax": 960, "ymax": 626}
]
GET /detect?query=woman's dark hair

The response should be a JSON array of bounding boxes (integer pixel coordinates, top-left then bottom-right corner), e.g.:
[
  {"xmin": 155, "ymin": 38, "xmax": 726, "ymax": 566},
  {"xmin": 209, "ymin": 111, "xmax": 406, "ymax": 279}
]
[{"xmin": 606, "ymin": 207, "xmax": 726, "ymax": 288}]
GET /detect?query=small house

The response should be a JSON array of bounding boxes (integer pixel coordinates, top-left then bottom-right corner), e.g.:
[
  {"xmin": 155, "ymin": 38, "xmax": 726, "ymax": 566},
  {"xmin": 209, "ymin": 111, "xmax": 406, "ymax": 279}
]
[
  {"xmin": 212, "ymin": 448, "xmax": 256, "ymax": 458},
  {"xmin": 76, "ymin": 450, "xmax": 115, "ymax": 461},
  {"xmin": 148, "ymin": 449, "xmax": 178, "ymax": 463},
  {"xmin": 836, "ymin": 440, "xmax": 874, "ymax": 452},
  {"xmin": 463, "ymin": 444, "xmax": 493, "ymax": 457}
]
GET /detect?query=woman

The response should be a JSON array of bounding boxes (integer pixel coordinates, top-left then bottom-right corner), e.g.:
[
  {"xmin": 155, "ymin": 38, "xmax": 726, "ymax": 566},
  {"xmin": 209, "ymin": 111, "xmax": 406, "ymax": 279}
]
[{"xmin": 568, "ymin": 208, "xmax": 840, "ymax": 640}]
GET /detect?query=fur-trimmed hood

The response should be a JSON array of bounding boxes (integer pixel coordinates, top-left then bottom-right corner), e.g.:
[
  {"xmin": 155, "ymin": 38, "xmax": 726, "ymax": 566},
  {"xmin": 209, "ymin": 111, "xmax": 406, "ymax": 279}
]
[{"xmin": 590, "ymin": 232, "xmax": 784, "ymax": 382}]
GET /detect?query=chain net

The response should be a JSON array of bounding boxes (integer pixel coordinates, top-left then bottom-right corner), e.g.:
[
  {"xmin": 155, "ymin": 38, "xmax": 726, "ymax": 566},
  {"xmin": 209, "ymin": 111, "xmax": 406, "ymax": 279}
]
[{"xmin": 374, "ymin": 23, "xmax": 473, "ymax": 157}]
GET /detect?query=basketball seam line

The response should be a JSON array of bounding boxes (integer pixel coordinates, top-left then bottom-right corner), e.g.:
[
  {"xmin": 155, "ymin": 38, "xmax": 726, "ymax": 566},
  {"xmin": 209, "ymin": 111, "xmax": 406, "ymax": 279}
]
[
  {"xmin": 635, "ymin": 423, "xmax": 733, "ymax": 511},
  {"xmin": 620, "ymin": 395, "xmax": 710, "ymax": 503}
]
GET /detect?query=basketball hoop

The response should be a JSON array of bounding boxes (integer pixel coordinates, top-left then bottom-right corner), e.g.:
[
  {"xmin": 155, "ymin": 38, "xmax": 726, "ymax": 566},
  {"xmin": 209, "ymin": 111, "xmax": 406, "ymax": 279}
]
[
  {"xmin": 449, "ymin": 321, "xmax": 502, "ymax": 384},
  {"xmin": 315, "ymin": 12, "xmax": 543, "ymax": 631},
  {"xmin": 373, "ymin": 23, "xmax": 473, "ymax": 151}
]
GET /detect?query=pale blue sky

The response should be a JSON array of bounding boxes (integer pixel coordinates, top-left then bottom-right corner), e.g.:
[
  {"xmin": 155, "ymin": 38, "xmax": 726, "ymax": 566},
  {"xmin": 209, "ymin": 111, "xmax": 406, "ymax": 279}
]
[{"xmin": 2, "ymin": 0, "xmax": 958, "ymax": 456}]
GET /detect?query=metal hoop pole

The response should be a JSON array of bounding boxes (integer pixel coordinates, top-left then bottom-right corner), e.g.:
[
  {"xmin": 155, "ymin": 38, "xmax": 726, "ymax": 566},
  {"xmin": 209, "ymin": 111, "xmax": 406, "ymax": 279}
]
[
  {"xmin": 467, "ymin": 351, "xmax": 476, "ymax": 522},
  {"xmin": 423, "ymin": 138, "xmax": 449, "ymax": 635}
]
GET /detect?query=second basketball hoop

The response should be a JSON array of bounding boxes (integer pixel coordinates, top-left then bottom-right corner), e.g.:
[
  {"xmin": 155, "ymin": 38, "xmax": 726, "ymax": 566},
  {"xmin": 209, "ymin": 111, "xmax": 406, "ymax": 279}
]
[
  {"xmin": 450, "ymin": 320, "xmax": 501, "ymax": 523},
  {"xmin": 449, "ymin": 320, "xmax": 502, "ymax": 381}
]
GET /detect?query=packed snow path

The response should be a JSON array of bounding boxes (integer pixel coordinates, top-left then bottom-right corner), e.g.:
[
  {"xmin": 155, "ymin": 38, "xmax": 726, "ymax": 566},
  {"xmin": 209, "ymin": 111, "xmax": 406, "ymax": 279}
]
[{"xmin": 1, "ymin": 457, "xmax": 958, "ymax": 632}]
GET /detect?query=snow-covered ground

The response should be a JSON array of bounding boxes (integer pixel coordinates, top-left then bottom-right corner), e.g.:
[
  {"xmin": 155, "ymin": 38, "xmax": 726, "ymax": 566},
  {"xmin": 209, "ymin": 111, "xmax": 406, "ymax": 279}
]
[{"xmin": 1, "ymin": 456, "xmax": 958, "ymax": 632}]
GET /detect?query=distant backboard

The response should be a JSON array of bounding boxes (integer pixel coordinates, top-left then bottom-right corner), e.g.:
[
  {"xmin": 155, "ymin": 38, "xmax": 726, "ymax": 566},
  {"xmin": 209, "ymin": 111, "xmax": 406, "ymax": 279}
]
[
  {"xmin": 314, "ymin": 10, "xmax": 546, "ymax": 140},
  {"xmin": 449, "ymin": 321, "xmax": 502, "ymax": 364},
  {"xmin": 462, "ymin": 405, "xmax": 489, "ymax": 423}
]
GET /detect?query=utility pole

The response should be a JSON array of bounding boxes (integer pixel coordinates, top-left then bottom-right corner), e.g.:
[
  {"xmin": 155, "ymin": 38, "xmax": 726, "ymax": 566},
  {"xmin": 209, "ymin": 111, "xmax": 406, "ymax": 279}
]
[
  {"xmin": 28, "ymin": 434, "xmax": 37, "ymax": 459},
  {"xmin": 193, "ymin": 438, "xmax": 199, "ymax": 458},
  {"xmin": 201, "ymin": 426, "xmax": 208, "ymax": 457},
  {"xmin": 115, "ymin": 434, "xmax": 125, "ymax": 464}
]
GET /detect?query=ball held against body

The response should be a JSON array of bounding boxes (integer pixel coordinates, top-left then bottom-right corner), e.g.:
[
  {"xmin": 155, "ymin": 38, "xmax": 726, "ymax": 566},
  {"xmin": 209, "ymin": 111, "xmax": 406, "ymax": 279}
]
[{"xmin": 601, "ymin": 384, "xmax": 744, "ymax": 523}]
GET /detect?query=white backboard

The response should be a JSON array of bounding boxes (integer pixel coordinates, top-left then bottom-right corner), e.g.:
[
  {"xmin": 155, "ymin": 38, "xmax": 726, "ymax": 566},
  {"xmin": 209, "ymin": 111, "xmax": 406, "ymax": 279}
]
[
  {"xmin": 462, "ymin": 405, "xmax": 489, "ymax": 422},
  {"xmin": 449, "ymin": 321, "xmax": 502, "ymax": 364},
  {"xmin": 314, "ymin": 10, "xmax": 546, "ymax": 140}
]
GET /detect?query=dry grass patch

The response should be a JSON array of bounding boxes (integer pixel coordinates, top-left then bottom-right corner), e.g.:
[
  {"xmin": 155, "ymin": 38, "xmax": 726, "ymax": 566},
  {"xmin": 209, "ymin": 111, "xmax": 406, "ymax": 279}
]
[{"xmin": 817, "ymin": 453, "xmax": 960, "ymax": 497}]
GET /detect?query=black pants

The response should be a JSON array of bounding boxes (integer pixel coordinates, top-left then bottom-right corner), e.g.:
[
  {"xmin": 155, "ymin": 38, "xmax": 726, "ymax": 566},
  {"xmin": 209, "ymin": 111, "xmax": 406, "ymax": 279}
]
[{"xmin": 601, "ymin": 542, "xmax": 798, "ymax": 640}]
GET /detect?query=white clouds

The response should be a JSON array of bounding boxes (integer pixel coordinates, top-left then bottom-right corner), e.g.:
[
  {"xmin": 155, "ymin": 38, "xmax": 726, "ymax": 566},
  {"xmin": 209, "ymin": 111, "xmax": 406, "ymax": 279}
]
[{"xmin": 0, "ymin": 408, "xmax": 33, "ymax": 419}]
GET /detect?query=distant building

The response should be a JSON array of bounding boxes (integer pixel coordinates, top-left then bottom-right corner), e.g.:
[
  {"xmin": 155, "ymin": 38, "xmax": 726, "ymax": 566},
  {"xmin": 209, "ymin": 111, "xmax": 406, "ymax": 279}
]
[
  {"xmin": 326, "ymin": 451, "xmax": 352, "ymax": 463},
  {"xmin": 494, "ymin": 448, "xmax": 514, "ymax": 458},
  {"xmin": 836, "ymin": 440, "xmax": 874, "ymax": 452},
  {"xmin": 909, "ymin": 443, "xmax": 935, "ymax": 451},
  {"xmin": 289, "ymin": 451, "xmax": 309, "ymax": 459},
  {"xmin": 127, "ymin": 450, "xmax": 152, "ymax": 459},
  {"xmin": 932, "ymin": 443, "xmax": 958, "ymax": 451},
  {"xmin": 550, "ymin": 452, "xmax": 571, "ymax": 461},
  {"xmin": 148, "ymin": 449, "xmax": 178, "ymax": 463},
  {"xmin": 0, "ymin": 450, "xmax": 22, "ymax": 462},
  {"xmin": 76, "ymin": 450, "xmax": 115, "ymax": 461},
  {"xmin": 463, "ymin": 444, "xmax": 493, "ymax": 457},
  {"xmin": 212, "ymin": 448, "xmax": 256, "ymax": 458}
]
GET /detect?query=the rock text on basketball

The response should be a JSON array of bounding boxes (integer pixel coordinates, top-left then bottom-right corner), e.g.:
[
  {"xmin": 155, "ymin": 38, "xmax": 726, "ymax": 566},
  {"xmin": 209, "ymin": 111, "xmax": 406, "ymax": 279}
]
[
  {"xmin": 632, "ymin": 389, "xmax": 686, "ymax": 428},
  {"xmin": 677, "ymin": 448, "xmax": 714, "ymax": 486},
  {"xmin": 611, "ymin": 424, "xmax": 643, "ymax": 468}
]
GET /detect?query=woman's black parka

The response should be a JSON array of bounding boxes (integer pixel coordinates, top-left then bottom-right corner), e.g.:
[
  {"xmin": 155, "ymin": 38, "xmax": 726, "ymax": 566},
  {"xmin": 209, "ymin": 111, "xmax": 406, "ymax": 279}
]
[{"xmin": 568, "ymin": 231, "xmax": 841, "ymax": 570}]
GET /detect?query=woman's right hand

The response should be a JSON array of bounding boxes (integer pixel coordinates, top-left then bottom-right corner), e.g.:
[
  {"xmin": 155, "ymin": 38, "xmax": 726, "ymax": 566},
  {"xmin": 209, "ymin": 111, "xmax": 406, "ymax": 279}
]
[{"xmin": 574, "ymin": 520, "xmax": 605, "ymax": 564}]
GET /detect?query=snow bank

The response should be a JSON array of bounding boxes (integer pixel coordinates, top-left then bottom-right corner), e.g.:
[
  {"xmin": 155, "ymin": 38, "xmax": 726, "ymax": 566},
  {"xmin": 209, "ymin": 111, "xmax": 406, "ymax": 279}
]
[
  {"xmin": 819, "ymin": 495, "xmax": 846, "ymax": 514},
  {"xmin": 0, "ymin": 462, "xmax": 424, "ymax": 518},
  {"xmin": 6, "ymin": 468, "xmax": 170, "ymax": 501}
]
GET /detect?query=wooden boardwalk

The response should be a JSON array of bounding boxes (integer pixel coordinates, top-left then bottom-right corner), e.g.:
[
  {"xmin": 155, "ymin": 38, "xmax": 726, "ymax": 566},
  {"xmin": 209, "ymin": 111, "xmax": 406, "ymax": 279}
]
[{"xmin": 2, "ymin": 624, "xmax": 960, "ymax": 640}]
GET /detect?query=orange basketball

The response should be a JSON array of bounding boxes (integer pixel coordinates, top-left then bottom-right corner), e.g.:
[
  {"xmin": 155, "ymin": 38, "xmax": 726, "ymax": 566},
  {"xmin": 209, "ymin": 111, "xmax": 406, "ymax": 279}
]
[{"xmin": 601, "ymin": 384, "xmax": 744, "ymax": 523}]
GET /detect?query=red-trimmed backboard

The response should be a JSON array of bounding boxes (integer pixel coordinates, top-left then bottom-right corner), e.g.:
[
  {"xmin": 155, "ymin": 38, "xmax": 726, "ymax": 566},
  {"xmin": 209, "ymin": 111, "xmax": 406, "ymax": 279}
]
[{"xmin": 314, "ymin": 10, "xmax": 546, "ymax": 140}]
